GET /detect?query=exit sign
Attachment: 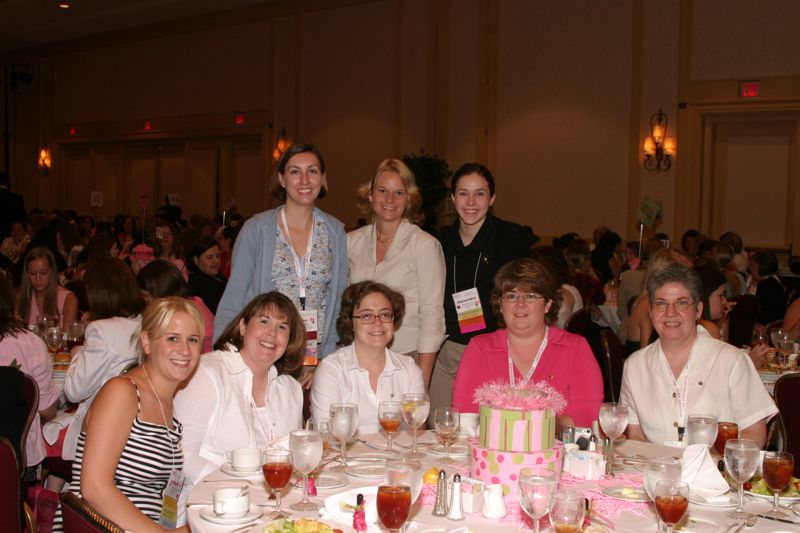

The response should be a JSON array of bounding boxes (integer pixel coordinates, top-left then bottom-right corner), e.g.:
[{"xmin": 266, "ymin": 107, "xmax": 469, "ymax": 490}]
[{"xmin": 739, "ymin": 81, "xmax": 760, "ymax": 98}]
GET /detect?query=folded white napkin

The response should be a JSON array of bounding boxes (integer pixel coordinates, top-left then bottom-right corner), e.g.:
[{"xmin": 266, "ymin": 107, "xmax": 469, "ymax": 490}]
[
  {"xmin": 322, "ymin": 486, "xmax": 380, "ymax": 532},
  {"xmin": 681, "ymin": 444, "xmax": 730, "ymax": 500},
  {"xmin": 42, "ymin": 410, "xmax": 77, "ymax": 445}
]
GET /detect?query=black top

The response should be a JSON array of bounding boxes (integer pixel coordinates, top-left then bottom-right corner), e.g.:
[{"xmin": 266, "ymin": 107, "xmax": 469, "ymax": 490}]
[
  {"xmin": 755, "ymin": 275, "xmax": 786, "ymax": 326},
  {"xmin": 188, "ymin": 270, "xmax": 227, "ymax": 314},
  {"xmin": 438, "ymin": 215, "xmax": 532, "ymax": 345}
]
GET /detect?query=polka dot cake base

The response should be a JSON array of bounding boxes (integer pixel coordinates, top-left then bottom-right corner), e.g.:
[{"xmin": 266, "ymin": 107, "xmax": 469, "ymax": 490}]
[{"xmin": 468, "ymin": 437, "xmax": 564, "ymax": 502}]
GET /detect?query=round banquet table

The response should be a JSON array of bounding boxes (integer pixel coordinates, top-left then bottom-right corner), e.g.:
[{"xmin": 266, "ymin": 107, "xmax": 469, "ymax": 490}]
[{"xmin": 186, "ymin": 431, "xmax": 800, "ymax": 533}]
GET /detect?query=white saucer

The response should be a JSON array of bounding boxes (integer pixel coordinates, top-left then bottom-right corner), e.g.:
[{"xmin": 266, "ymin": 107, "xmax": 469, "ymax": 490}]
[
  {"xmin": 688, "ymin": 492, "xmax": 736, "ymax": 508},
  {"xmin": 220, "ymin": 462, "xmax": 262, "ymax": 478},
  {"xmin": 199, "ymin": 504, "xmax": 261, "ymax": 525}
]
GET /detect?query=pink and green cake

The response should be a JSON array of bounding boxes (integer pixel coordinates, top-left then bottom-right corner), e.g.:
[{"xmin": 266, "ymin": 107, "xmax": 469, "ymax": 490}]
[{"xmin": 468, "ymin": 381, "xmax": 566, "ymax": 501}]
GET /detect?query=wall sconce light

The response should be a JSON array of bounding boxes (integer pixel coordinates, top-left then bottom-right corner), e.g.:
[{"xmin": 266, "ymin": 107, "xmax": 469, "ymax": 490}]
[
  {"xmin": 643, "ymin": 107, "xmax": 675, "ymax": 171},
  {"xmin": 38, "ymin": 147, "xmax": 51, "ymax": 174},
  {"xmin": 272, "ymin": 127, "xmax": 289, "ymax": 162}
]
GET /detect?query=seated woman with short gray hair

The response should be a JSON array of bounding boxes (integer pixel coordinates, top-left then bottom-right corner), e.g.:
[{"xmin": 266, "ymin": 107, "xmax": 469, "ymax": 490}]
[{"xmin": 619, "ymin": 262, "xmax": 776, "ymax": 447}]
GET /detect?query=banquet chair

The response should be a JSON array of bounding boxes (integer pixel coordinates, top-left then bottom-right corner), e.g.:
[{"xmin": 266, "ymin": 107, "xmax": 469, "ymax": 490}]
[
  {"xmin": 0, "ymin": 436, "xmax": 36, "ymax": 533},
  {"xmin": 773, "ymin": 373, "xmax": 800, "ymax": 477},
  {"xmin": 0, "ymin": 367, "xmax": 39, "ymax": 476},
  {"xmin": 564, "ymin": 308, "xmax": 591, "ymax": 337},
  {"xmin": 60, "ymin": 493, "xmax": 123, "ymax": 533},
  {"xmin": 599, "ymin": 329, "xmax": 626, "ymax": 402},
  {"xmin": 725, "ymin": 294, "xmax": 760, "ymax": 348}
]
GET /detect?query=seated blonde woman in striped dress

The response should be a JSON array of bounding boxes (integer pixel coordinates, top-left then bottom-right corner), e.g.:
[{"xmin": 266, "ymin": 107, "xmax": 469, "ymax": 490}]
[{"xmin": 53, "ymin": 297, "xmax": 203, "ymax": 532}]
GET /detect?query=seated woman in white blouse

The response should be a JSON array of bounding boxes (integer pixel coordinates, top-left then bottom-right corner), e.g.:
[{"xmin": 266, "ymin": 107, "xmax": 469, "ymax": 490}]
[
  {"xmin": 311, "ymin": 281, "xmax": 424, "ymax": 434},
  {"xmin": 175, "ymin": 291, "xmax": 305, "ymax": 485}
]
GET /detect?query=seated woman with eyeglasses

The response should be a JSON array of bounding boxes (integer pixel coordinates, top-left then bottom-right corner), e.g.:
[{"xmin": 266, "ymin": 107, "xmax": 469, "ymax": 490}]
[
  {"xmin": 452, "ymin": 258, "xmax": 602, "ymax": 430},
  {"xmin": 619, "ymin": 263, "xmax": 777, "ymax": 447},
  {"xmin": 311, "ymin": 281, "xmax": 424, "ymax": 434}
]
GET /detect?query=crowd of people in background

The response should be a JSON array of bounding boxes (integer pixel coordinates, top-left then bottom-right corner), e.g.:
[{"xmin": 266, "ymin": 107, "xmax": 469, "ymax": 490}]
[{"xmin": 0, "ymin": 146, "xmax": 792, "ymax": 532}]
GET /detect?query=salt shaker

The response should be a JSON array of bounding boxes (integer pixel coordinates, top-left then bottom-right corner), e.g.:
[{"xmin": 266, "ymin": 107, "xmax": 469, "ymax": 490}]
[
  {"xmin": 432, "ymin": 469, "xmax": 449, "ymax": 516},
  {"xmin": 446, "ymin": 474, "xmax": 465, "ymax": 521},
  {"xmin": 603, "ymin": 437, "xmax": 612, "ymax": 476}
]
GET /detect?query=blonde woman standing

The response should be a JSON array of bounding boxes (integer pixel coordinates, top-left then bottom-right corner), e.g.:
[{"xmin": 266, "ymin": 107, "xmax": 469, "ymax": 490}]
[{"xmin": 347, "ymin": 159, "xmax": 445, "ymax": 388}]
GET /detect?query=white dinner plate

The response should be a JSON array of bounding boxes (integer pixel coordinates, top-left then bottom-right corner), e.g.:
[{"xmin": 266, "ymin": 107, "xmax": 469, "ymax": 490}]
[
  {"xmin": 220, "ymin": 462, "xmax": 262, "ymax": 478},
  {"xmin": 357, "ymin": 451, "xmax": 397, "ymax": 461},
  {"xmin": 427, "ymin": 443, "xmax": 469, "ymax": 456},
  {"xmin": 345, "ymin": 461, "xmax": 385, "ymax": 478},
  {"xmin": 793, "ymin": 502, "xmax": 800, "ymax": 517},
  {"xmin": 255, "ymin": 518, "xmax": 348, "ymax": 533},
  {"xmin": 294, "ymin": 471, "xmax": 348, "ymax": 490},
  {"xmin": 199, "ymin": 504, "xmax": 261, "ymax": 525},
  {"xmin": 745, "ymin": 489, "xmax": 800, "ymax": 503},
  {"xmin": 601, "ymin": 486, "xmax": 649, "ymax": 502},
  {"xmin": 759, "ymin": 371, "xmax": 783, "ymax": 384},
  {"xmin": 675, "ymin": 516, "xmax": 722, "ymax": 532},
  {"xmin": 688, "ymin": 491, "xmax": 736, "ymax": 508}
]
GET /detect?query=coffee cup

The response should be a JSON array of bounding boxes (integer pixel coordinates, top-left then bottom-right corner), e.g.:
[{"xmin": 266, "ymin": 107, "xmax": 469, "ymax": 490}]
[
  {"xmin": 225, "ymin": 448, "xmax": 263, "ymax": 472},
  {"xmin": 213, "ymin": 487, "xmax": 250, "ymax": 518},
  {"xmin": 459, "ymin": 413, "xmax": 480, "ymax": 437}
]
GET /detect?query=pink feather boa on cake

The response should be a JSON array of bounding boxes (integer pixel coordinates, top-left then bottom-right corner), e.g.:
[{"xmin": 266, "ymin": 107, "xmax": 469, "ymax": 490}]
[{"xmin": 472, "ymin": 380, "xmax": 567, "ymax": 413}]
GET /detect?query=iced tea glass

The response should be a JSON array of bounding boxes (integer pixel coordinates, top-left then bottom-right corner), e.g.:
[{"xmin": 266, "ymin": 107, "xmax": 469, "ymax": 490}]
[{"xmin": 762, "ymin": 451, "xmax": 794, "ymax": 518}]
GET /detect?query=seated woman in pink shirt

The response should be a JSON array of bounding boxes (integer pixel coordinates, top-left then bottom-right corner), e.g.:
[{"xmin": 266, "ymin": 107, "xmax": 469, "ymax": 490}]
[{"xmin": 452, "ymin": 258, "xmax": 603, "ymax": 430}]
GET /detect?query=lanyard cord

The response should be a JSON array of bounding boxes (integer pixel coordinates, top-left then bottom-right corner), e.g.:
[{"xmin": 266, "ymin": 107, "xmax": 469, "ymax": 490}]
[
  {"xmin": 142, "ymin": 365, "xmax": 177, "ymax": 467},
  {"xmin": 507, "ymin": 327, "xmax": 549, "ymax": 386},
  {"xmin": 280, "ymin": 206, "xmax": 315, "ymax": 308},
  {"xmin": 659, "ymin": 344, "xmax": 692, "ymax": 441},
  {"xmin": 452, "ymin": 253, "xmax": 482, "ymax": 292}
]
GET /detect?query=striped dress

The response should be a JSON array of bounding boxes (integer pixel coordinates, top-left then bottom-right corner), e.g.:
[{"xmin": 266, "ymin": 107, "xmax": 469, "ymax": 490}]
[{"xmin": 53, "ymin": 379, "xmax": 183, "ymax": 531}]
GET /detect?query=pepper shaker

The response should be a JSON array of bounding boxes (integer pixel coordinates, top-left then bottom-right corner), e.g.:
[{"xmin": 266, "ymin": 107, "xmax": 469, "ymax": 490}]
[
  {"xmin": 432, "ymin": 469, "xmax": 449, "ymax": 516},
  {"xmin": 446, "ymin": 474, "xmax": 465, "ymax": 521}
]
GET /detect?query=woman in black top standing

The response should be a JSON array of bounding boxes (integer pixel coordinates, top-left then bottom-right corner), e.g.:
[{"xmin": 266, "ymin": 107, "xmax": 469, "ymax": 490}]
[{"xmin": 429, "ymin": 163, "xmax": 532, "ymax": 421}]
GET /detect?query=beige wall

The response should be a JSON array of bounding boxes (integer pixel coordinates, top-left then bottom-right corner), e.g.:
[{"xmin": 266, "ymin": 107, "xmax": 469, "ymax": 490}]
[{"xmin": 3, "ymin": 0, "xmax": 800, "ymax": 247}]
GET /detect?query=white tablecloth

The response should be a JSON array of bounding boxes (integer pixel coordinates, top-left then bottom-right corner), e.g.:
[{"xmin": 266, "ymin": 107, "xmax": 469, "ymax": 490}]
[{"xmin": 186, "ymin": 433, "xmax": 800, "ymax": 532}]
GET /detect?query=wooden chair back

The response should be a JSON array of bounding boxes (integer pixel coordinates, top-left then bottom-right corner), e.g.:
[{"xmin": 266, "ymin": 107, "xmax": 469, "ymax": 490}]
[
  {"xmin": 599, "ymin": 329, "xmax": 626, "ymax": 402},
  {"xmin": 60, "ymin": 493, "xmax": 123, "ymax": 533},
  {"xmin": 774, "ymin": 373, "xmax": 800, "ymax": 477},
  {"xmin": 564, "ymin": 308, "xmax": 591, "ymax": 337},
  {"xmin": 0, "ymin": 436, "xmax": 23, "ymax": 533}
]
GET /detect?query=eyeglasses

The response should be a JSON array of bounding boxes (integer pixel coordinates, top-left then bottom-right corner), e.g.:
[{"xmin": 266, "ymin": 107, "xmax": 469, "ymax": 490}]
[
  {"xmin": 352, "ymin": 312, "xmax": 395, "ymax": 324},
  {"xmin": 650, "ymin": 299, "xmax": 696, "ymax": 313},
  {"xmin": 501, "ymin": 292, "xmax": 545, "ymax": 304}
]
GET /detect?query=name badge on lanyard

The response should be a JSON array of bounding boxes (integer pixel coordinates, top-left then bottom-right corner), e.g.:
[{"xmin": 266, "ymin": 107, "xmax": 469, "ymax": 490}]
[
  {"xmin": 301, "ymin": 309, "xmax": 319, "ymax": 366},
  {"xmin": 452, "ymin": 253, "xmax": 487, "ymax": 335},
  {"xmin": 282, "ymin": 207, "xmax": 320, "ymax": 365},
  {"xmin": 160, "ymin": 469, "xmax": 185, "ymax": 528}
]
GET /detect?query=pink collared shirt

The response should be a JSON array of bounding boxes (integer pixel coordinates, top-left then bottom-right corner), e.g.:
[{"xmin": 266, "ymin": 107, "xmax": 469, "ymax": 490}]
[{"xmin": 452, "ymin": 327, "xmax": 603, "ymax": 427}]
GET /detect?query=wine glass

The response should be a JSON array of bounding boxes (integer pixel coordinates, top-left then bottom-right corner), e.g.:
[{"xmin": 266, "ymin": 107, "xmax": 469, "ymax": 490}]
[
  {"xmin": 654, "ymin": 480, "xmax": 689, "ymax": 533},
  {"xmin": 377, "ymin": 485, "xmax": 411, "ymax": 533},
  {"xmin": 66, "ymin": 321, "xmax": 85, "ymax": 350},
  {"xmin": 288, "ymin": 430, "xmax": 323, "ymax": 511},
  {"xmin": 307, "ymin": 418, "xmax": 332, "ymax": 455},
  {"xmin": 770, "ymin": 327, "xmax": 786, "ymax": 349},
  {"xmin": 379, "ymin": 401, "xmax": 403, "ymax": 451},
  {"xmin": 724, "ymin": 438, "xmax": 761, "ymax": 519},
  {"xmin": 38, "ymin": 314, "xmax": 60, "ymax": 331},
  {"xmin": 384, "ymin": 459, "xmax": 423, "ymax": 504},
  {"xmin": 518, "ymin": 468, "xmax": 557, "ymax": 533},
  {"xmin": 45, "ymin": 327, "xmax": 64, "ymax": 357},
  {"xmin": 685, "ymin": 414, "xmax": 718, "ymax": 447},
  {"xmin": 762, "ymin": 451, "xmax": 794, "ymax": 518},
  {"xmin": 549, "ymin": 489, "xmax": 585, "ymax": 533},
  {"xmin": 598, "ymin": 402, "xmax": 628, "ymax": 475},
  {"xmin": 433, "ymin": 406, "xmax": 460, "ymax": 463},
  {"xmin": 402, "ymin": 393, "xmax": 430, "ymax": 460},
  {"xmin": 329, "ymin": 403, "xmax": 358, "ymax": 472},
  {"xmin": 262, "ymin": 449, "xmax": 292, "ymax": 519}
]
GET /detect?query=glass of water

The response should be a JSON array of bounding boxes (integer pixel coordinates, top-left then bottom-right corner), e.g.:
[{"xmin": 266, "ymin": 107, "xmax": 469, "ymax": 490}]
[
  {"xmin": 518, "ymin": 468, "xmax": 557, "ymax": 533},
  {"xmin": 685, "ymin": 414, "xmax": 718, "ymax": 447},
  {"xmin": 724, "ymin": 439, "xmax": 761, "ymax": 519},
  {"xmin": 384, "ymin": 459, "xmax": 423, "ymax": 504},
  {"xmin": 288, "ymin": 430, "xmax": 323, "ymax": 511},
  {"xmin": 329, "ymin": 403, "xmax": 359, "ymax": 472}
]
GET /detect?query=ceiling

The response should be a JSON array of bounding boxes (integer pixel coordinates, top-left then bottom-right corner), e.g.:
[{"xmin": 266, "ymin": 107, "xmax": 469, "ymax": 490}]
[{"xmin": 0, "ymin": 0, "xmax": 278, "ymax": 54}]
